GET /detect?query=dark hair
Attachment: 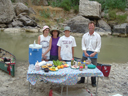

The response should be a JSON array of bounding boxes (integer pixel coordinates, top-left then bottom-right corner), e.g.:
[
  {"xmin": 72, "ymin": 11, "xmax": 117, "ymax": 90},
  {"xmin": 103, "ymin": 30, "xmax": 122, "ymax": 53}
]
[
  {"xmin": 51, "ymin": 30, "xmax": 60, "ymax": 37},
  {"xmin": 88, "ymin": 21, "xmax": 95, "ymax": 26}
]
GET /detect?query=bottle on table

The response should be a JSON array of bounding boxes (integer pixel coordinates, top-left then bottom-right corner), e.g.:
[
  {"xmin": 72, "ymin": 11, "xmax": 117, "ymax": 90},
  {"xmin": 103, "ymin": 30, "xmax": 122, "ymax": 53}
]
[
  {"xmin": 71, "ymin": 58, "xmax": 74, "ymax": 66},
  {"xmin": 78, "ymin": 60, "xmax": 81, "ymax": 66},
  {"xmin": 83, "ymin": 60, "xmax": 86, "ymax": 68},
  {"xmin": 79, "ymin": 65, "xmax": 83, "ymax": 71}
]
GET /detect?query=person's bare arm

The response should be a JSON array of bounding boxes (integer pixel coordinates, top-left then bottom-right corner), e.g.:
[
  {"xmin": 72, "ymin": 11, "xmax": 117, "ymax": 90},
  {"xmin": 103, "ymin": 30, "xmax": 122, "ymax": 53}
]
[
  {"xmin": 58, "ymin": 46, "xmax": 62, "ymax": 61},
  {"xmin": 72, "ymin": 47, "xmax": 74, "ymax": 59},
  {"xmin": 38, "ymin": 36, "xmax": 40, "ymax": 44}
]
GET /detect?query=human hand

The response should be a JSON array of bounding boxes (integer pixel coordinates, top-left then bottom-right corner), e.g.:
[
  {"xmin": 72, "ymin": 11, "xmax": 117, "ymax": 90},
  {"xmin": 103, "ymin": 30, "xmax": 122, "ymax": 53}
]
[
  {"xmin": 58, "ymin": 56, "xmax": 62, "ymax": 61},
  {"xmin": 90, "ymin": 53, "xmax": 96, "ymax": 57},
  {"xmin": 85, "ymin": 52, "xmax": 89, "ymax": 57},
  {"xmin": 42, "ymin": 54, "xmax": 46, "ymax": 59}
]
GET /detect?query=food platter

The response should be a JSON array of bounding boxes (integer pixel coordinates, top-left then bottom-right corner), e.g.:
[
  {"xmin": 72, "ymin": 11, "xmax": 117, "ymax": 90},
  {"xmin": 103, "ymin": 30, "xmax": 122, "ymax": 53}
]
[{"xmin": 70, "ymin": 65, "xmax": 79, "ymax": 69}]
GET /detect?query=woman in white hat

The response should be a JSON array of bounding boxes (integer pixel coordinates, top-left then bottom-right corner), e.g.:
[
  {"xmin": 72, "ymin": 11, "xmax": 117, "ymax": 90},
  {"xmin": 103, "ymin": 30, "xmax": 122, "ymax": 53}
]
[
  {"xmin": 38, "ymin": 25, "xmax": 51, "ymax": 61},
  {"xmin": 49, "ymin": 28, "xmax": 61, "ymax": 60}
]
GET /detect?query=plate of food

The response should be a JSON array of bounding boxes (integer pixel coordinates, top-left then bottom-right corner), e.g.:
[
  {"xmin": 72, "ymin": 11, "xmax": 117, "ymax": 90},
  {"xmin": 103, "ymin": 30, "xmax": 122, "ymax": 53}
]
[
  {"xmin": 41, "ymin": 65, "xmax": 49, "ymax": 70},
  {"xmin": 70, "ymin": 65, "xmax": 79, "ymax": 69},
  {"xmin": 46, "ymin": 63, "xmax": 52, "ymax": 67},
  {"xmin": 49, "ymin": 66, "xmax": 58, "ymax": 72},
  {"xmin": 63, "ymin": 64, "xmax": 70, "ymax": 68}
]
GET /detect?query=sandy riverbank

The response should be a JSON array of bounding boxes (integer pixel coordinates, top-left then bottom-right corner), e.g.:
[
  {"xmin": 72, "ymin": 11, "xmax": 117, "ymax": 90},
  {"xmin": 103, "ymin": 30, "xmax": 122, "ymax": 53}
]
[{"xmin": 0, "ymin": 61, "xmax": 128, "ymax": 96}]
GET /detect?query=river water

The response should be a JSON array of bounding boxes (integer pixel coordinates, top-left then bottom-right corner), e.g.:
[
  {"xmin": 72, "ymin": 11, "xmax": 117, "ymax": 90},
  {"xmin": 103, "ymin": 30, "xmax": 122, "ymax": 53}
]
[{"xmin": 0, "ymin": 32, "xmax": 128, "ymax": 63}]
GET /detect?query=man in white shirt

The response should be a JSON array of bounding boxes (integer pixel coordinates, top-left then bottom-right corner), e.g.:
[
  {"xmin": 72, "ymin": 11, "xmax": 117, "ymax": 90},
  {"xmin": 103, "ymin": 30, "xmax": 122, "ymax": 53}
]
[
  {"xmin": 57, "ymin": 26, "xmax": 77, "ymax": 62},
  {"xmin": 77, "ymin": 21, "xmax": 101, "ymax": 87}
]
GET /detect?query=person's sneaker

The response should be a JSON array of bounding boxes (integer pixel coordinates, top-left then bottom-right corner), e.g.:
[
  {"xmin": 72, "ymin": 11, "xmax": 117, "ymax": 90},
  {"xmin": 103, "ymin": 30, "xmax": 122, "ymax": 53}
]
[
  {"xmin": 92, "ymin": 84, "xmax": 96, "ymax": 87},
  {"xmin": 77, "ymin": 80, "xmax": 84, "ymax": 84}
]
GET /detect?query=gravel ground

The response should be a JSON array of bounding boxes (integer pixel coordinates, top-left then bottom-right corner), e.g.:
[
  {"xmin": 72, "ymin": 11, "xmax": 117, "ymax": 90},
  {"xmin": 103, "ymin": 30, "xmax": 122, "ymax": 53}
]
[{"xmin": 0, "ymin": 61, "xmax": 128, "ymax": 96}]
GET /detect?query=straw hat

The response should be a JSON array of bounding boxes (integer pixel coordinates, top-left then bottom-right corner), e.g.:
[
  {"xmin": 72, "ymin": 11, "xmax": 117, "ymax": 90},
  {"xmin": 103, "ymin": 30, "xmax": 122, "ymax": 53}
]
[{"xmin": 50, "ymin": 28, "xmax": 62, "ymax": 36}]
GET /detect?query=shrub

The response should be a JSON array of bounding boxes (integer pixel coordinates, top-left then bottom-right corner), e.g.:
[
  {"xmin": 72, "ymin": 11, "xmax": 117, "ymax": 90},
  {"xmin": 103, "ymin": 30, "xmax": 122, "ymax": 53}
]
[
  {"xmin": 59, "ymin": 0, "xmax": 71, "ymax": 11},
  {"xmin": 116, "ymin": 14, "xmax": 127, "ymax": 24},
  {"xmin": 90, "ymin": 0, "xmax": 126, "ymax": 11},
  {"xmin": 39, "ymin": 8, "xmax": 51, "ymax": 18},
  {"xmin": 108, "ymin": 10, "xmax": 117, "ymax": 20},
  {"xmin": 11, "ymin": 0, "xmax": 15, "ymax": 3}
]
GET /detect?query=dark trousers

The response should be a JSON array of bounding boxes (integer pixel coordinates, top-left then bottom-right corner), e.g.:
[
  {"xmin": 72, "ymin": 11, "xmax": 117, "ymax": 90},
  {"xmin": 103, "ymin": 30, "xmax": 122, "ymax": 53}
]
[{"xmin": 80, "ymin": 56, "xmax": 97, "ymax": 84}]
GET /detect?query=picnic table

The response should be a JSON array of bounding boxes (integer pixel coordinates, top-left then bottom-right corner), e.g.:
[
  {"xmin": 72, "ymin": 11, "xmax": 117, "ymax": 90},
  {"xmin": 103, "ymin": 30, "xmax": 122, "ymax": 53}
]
[{"xmin": 27, "ymin": 61, "xmax": 104, "ymax": 96}]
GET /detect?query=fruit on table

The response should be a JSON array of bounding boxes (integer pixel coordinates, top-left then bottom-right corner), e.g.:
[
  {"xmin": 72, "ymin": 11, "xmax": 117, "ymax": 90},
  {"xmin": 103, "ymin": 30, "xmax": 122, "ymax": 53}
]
[
  {"xmin": 57, "ymin": 66, "xmax": 61, "ymax": 69},
  {"xmin": 64, "ymin": 64, "xmax": 68, "ymax": 67},
  {"xmin": 60, "ymin": 65, "xmax": 64, "ymax": 69},
  {"xmin": 49, "ymin": 68, "xmax": 56, "ymax": 71},
  {"xmin": 49, "ymin": 67, "xmax": 58, "ymax": 71},
  {"xmin": 51, "ymin": 66, "xmax": 56, "ymax": 69}
]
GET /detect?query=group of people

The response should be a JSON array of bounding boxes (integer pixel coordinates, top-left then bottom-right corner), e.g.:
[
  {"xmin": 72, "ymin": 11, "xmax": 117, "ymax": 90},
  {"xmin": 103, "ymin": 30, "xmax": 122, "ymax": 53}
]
[
  {"xmin": 38, "ymin": 25, "xmax": 76, "ymax": 62},
  {"xmin": 38, "ymin": 21, "xmax": 101, "ymax": 87}
]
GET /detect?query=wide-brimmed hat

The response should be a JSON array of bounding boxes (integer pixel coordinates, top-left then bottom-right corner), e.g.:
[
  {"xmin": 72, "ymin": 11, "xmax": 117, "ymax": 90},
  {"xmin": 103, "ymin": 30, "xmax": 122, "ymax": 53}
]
[
  {"xmin": 64, "ymin": 26, "xmax": 71, "ymax": 32},
  {"xmin": 50, "ymin": 28, "xmax": 62, "ymax": 35},
  {"xmin": 42, "ymin": 25, "xmax": 50, "ymax": 32}
]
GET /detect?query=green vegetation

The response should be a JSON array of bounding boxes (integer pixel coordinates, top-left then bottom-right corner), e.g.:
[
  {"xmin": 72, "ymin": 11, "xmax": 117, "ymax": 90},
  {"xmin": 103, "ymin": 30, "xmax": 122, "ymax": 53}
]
[
  {"xmin": 48, "ymin": 0, "xmax": 79, "ymax": 13},
  {"xmin": 108, "ymin": 9, "xmax": 127, "ymax": 24},
  {"xmin": 90, "ymin": 0, "xmax": 127, "ymax": 24},
  {"xmin": 39, "ymin": 7, "xmax": 51, "ymax": 18},
  {"xmin": 90, "ymin": 0, "xmax": 126, "ymax": 11},
  {"xmin": 31, "ymin": 0, "xmax": 40, "ymax": 4},
  {"xmin": 11, "ymin": 0, "xmax": 15, "ymax": 3}
]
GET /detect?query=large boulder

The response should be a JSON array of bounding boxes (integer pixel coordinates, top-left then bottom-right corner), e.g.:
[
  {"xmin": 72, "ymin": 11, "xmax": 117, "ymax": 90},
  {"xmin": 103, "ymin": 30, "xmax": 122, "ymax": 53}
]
[
  {"xmin": 12, "ymin": 19, "xmax": 24, "ymax": 27},
  {"xmin": 97, "ymin": 20, "xmax": 111, "ymax": 32},
  {"xmin": 67, "ymin": 15, "xmax": 90, "ymax": 33},
  {"xmin": 15, "ymin": 0, "xmax": 28, "ymax": 4},
  {"xmin": 0, "ymin": 24, "xmax": 7, "ymax": 28},
  {"xmin": 113, "ymin": 23, "xmax": 128, "ymax": 34},
  {"xmin": 18, "ymin": 14, "xmax": 37, "ymax": 27},
  {"xmin": 4, "ymin": 28, "xmax": 25, "ymax": 33},
  {"xmin": 14, "ymin": 3, "xmax": 29, "ymax": 16},
  {"xmin": 79, "ymin": 0, "xmax": 101, "ymax": 19},
  {"xmin": 0, "ymin": 0, "xmax": 15, "ymax": 23}
]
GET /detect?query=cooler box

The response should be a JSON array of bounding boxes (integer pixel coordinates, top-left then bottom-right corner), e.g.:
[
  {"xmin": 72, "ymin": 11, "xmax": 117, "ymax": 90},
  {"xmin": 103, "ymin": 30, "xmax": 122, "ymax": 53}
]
[
  {"xmin": 97, "ymin": 63, "xmax": 111, "ymax": 77},
  {"xmin": 29, "ymin": 41, "xmax": 42, "ymax": 65}
]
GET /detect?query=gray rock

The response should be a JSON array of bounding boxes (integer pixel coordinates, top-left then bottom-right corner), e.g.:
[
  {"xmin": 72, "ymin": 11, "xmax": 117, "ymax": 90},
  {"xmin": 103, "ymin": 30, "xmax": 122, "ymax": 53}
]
[
  {"xmin": 95, "ymin": 27, "xmax": 106, "ymax": 32},
  {"xmin": 12, "ymin": 19, "xmax": 24, "ymax": 27},
  {"xmin": 79, "ymin": 0, "xmax": 101, "ymax": 19},
  {"xmin": 0, "ymin": 24, "xmax": 7, "ymax": 28},
  {"xmin": 0, "ymin": 0, "xmax": 15, "ymax": 23},
  {"xmin": 18, "ymin": 14, "xmax": 37, "ymax": 27},
  {"xmin": 4, "ymin": 28, "xmax": 25, "ymax": 33},
  {"xmin": 14, "ymin": 3, "xmax": 29, "ymax": 16},
  {"xmin": 25, "ymin": 28, "xmax": 39, "ymax": 33},
  {"xmin": 97, "ymin": 19, "xmax": 111, "ymax": 32},
  {"xmin": 67, "ymin": 15, "xmax": 90, "ymax": 33},
  {"xmin": 15, "ymin": 0, "xmax": 28, "ymax": 4},
  {"xmin": 113, "ymin": 23, "xmax": 128, "ymax": 34}
]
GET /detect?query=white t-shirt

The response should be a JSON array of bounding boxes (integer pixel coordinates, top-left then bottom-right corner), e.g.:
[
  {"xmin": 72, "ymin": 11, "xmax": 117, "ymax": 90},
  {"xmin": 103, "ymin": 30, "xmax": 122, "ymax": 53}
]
[
  {"xmin": 40, "ymin": 34, "xmax": 51, "ymax": 56},
  {"xmin": 57, "ymin": 35, "xmax": 77, "ymax": 60}
]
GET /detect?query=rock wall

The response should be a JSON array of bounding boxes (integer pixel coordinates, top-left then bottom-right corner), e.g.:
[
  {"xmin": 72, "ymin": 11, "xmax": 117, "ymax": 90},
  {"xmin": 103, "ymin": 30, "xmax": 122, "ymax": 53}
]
[{"xmin": 0, "ymin": 0, "xmax": 15, "ymax": 23}]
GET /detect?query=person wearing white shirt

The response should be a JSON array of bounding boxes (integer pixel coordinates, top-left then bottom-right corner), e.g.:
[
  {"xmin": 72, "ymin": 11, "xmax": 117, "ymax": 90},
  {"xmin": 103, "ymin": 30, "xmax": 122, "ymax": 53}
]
[
  {"xmin": 57, "ymin": 26, "xmax": 77, "ymax": 62},
  {"xmin": 38, "ymin": 25, "xmax": 52, "ymax": 61},
  {"xmin": 77, "ymin": 21, "xmax": 101, "ymax": 87}
]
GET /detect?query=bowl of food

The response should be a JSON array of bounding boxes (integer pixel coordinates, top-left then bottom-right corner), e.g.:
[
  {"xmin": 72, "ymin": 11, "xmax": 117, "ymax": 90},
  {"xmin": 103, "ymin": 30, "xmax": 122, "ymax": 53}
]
[{"xmin": 44, "ymin": 68, "xmax": 49, "ymax": 72}]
